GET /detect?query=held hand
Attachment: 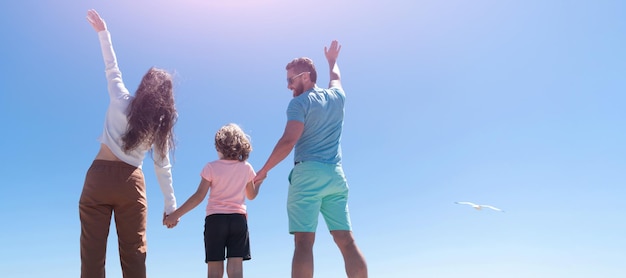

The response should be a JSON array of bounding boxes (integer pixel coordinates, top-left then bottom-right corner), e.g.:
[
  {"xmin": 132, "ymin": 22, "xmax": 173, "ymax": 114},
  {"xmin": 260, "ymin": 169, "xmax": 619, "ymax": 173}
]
[
  {"xmin": 253, "ymin": 170, "xmax": 267, "ymax": 185},
  {"xmin": 86, "ymin": 9, "xmax": 107, "ymax": 32},
  {"xmin": 255, "ymin": 179, "xmax": 264, "ymax": 188},
  {"xmin": 324, "ymin": 40, "xmax": 341, "ymax": 63},
  {"xmin": 163, "ymin": 213, "xmax": 179, "ymax": 228}
]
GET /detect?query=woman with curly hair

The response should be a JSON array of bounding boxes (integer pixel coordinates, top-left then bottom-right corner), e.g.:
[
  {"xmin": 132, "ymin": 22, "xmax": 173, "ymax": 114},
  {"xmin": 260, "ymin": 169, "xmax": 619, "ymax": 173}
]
[
  {"xmin": 79, "ymin": 9, "xmax": 178, "ymax": 278},
  {"xmin": 164, "ymin": 123, "xmax": 261, "ymax": 278}
]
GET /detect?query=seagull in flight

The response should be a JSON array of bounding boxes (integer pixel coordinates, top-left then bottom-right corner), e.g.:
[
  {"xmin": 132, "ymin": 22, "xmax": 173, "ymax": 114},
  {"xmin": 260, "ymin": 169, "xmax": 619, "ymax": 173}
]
[{"xmin": 455, "ymin": 201, "xmax": 504, "ymax": 212}]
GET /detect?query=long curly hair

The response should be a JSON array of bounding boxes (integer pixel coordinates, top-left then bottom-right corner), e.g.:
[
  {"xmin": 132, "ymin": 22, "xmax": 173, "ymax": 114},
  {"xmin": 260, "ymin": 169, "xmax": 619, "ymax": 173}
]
[
  {"xmin": 122, "ymin": 67, "xmax": 177, "ymax": 160},
  {"xmin": 215, "ymin": 123, "xmax": 252, "ymax": 162}
]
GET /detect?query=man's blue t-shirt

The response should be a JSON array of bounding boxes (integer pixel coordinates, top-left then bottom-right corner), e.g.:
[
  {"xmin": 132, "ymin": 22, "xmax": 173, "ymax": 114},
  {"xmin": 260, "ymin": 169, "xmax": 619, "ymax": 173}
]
[{"xmin": 287, "ymin": 86, "xmax": 345, "ymax": 164}]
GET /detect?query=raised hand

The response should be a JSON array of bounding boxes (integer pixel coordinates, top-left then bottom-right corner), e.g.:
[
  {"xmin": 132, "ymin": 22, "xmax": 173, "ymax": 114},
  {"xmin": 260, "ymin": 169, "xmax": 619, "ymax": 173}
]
[
  {"xmin": 324, "ymin": 40, "xmax": 342, "ymax": 87},
  {"xmin": 86, "ymin": 9, "xmax": 107, "ymax": 32},
  {"xmin": 324, "ymin": 40, "xmax": 341, "ymax": 63}
]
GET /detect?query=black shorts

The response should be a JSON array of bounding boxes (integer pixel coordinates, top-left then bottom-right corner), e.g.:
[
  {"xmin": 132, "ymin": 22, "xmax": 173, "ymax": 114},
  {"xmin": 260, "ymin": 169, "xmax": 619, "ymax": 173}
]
[{"xmin": 204, "ymin": 214, "xmax": 251, "ymax": 262}]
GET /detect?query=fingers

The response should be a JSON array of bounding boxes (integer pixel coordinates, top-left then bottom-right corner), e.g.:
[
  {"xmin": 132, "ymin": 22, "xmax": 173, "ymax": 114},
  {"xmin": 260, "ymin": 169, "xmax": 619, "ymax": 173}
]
[
  {"xmin": 324, "ymin": 40, "xmax": 341, "ymax": 59},
  {"xmin": 163, "ymin": 214, "xmax": 180, "ymax": 229},
  {"xmin": 253, "ymin": 175, "xmax": 266, "ymax": 185},
  {"xmin": 86, "ymin": 9, "xmax": 99, "ymax": 23},
  {"xmin": 164, "ymin": 220, "xmax": 177, "ymax": 228},
  {"xmin": 330, "ymin": 40, "xmax": 338, "ymax": 49},
  {"xmin": 87, "ymin": 9, "xmax": 101, "ymax": 19},
  {"xmin": 255, "ymin": 179, "xmax": 264, "ymax": 187},
  {"xmin": 86, "ymin": 9, "xmax": 106, "ymax": 32},
  {"xmin": 253, "ymin": 171, "xmax": 267, "ymax": 184},
  {"xmin": 325, "ymin": 40, "xmax": 341, "ymax": 51}
]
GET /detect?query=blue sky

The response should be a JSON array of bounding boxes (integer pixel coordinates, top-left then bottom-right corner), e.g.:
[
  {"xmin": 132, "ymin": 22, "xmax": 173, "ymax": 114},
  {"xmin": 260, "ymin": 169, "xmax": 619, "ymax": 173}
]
[{"xmin": 1, "ymin": 0, "xmax": 625, "ymax": 277}]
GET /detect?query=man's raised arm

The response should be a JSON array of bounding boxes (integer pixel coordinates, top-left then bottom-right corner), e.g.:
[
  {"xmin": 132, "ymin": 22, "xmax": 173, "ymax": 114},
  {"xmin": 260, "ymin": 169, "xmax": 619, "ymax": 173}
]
[{"xmin": 324, "ymin": 40, "xmax": 342, "ymax": 89}]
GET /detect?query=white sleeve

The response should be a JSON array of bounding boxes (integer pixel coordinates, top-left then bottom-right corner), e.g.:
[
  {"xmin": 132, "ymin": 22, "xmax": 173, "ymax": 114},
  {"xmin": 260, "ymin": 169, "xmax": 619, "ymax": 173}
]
[
  {"xmin": 98, "ymin": 30, "xmax": 130, "ymax": 101},
  {"xmin": 154, "ymin": 152, "xmax": 177, "ymax": 214}
]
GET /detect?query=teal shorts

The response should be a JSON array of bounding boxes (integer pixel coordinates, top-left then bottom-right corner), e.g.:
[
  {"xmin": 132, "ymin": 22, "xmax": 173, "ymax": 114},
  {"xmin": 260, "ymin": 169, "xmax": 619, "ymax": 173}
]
[{"xmin": 287, "ymin": 161, "xmax": 352, "ymax": 233}]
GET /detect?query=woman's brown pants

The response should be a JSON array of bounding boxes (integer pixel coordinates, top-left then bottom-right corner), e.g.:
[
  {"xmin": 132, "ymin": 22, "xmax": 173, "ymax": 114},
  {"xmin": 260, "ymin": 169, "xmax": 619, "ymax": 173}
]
[{"xmin": 79, "ymin": 160, "xmax": 148, "ymax": 278}]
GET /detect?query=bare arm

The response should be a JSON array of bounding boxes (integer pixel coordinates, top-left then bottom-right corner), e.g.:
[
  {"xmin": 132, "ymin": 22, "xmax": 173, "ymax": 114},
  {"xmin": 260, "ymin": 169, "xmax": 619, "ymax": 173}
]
[
  {"xmin": 164, "ymin": 178, "xmax": 211, "ymax": 228},
  {"xmin": 254, "ymin": 120, "xmax": 304, "ymax": 184},
  {"xmin": 246, "ymin": 180, "xmax": 261, "ymax": 200},
  {"xmin": 324, "ymin": 40, "xmax": 342, "ymax": 89}
]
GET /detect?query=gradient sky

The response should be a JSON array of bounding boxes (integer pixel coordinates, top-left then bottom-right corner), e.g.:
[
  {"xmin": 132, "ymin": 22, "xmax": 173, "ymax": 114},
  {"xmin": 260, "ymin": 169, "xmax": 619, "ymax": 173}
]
[{"xmin": 1, "ymin": 0, "xmax": 625, "ymax": 277}]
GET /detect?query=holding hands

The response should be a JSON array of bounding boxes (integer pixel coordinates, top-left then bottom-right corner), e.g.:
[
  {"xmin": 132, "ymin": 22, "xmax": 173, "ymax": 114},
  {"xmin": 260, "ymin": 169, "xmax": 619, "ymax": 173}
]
[
  {"xmin": 163, "ymin": 212, "xmax": 179, "ymax": 228},
  {"xmin": 253, "ymin": 171, "xmax": 267, "ymax": 186}
]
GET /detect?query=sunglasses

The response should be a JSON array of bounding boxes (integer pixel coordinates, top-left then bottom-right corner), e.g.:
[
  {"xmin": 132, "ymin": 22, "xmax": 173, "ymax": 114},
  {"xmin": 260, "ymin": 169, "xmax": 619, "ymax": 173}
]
[{"xmin": 287, "ymin": 72, "xmax": 309, "ymax": 84}]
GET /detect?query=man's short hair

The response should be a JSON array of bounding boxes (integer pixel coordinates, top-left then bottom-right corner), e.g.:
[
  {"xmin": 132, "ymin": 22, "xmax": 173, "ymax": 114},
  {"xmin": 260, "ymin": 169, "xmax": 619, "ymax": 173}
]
[{"xmin": 286, "ymin": 57, "xmax": 317, "ymax": 83}]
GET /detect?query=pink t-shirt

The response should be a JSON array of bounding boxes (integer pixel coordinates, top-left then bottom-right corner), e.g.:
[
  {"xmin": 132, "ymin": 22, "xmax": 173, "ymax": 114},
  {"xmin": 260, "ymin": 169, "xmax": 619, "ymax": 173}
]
[{"xmin": 201, "ymin": 160, "xmax": 256, "ymax": 216}]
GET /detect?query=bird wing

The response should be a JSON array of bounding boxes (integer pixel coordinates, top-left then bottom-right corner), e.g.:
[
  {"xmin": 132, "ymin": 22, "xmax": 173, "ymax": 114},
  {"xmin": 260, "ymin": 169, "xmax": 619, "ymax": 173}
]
[
  {"xmin": 482, "ymin": 205, "xmax": 503, "ymax": 212},
  {"xmin": 455, "ymin": 201, "xmax": 476, "ymax": 206}
]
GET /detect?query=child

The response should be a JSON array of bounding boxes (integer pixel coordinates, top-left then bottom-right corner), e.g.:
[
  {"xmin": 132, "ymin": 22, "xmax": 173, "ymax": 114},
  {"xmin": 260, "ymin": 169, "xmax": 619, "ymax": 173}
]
[{"xmin": 164, "ymin": 123, "xmax": 261, "ymax": 278}]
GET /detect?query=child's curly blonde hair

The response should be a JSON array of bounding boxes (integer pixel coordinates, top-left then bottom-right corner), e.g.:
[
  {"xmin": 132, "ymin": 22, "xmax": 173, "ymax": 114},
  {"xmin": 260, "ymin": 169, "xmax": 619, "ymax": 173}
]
[{"xmin": 215, "ymin": 123, "xmax": 252, "ymax": 161}]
